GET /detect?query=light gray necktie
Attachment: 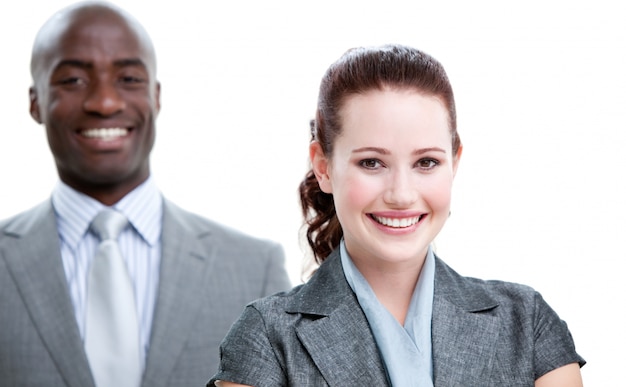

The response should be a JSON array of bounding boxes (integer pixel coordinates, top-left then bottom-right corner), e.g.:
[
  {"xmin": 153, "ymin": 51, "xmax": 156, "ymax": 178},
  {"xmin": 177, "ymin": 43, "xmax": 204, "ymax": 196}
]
[{"xmin": 85, "ymin": 209, "xmax": 141, "ymax": 387}]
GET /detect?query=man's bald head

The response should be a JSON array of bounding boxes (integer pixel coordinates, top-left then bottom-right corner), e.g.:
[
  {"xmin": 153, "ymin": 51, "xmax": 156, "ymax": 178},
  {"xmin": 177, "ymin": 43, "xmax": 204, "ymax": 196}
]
[{"xmin": 30, "ymin": 1, "xmax": 157, "ymax": 87}]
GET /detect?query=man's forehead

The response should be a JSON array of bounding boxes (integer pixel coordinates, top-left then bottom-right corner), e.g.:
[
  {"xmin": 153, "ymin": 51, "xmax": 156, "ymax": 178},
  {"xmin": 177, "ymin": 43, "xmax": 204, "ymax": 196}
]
[
  {"xmin": 56, "ymin": 24, "xmax": 146, "ymax": 57},
  {"xmin": 32, "ymin": 7, "xmax": 156, "ymax": 78},
  {"xmin": 54, "ymin": 12, "xmax": 144, "ymax": 51}
]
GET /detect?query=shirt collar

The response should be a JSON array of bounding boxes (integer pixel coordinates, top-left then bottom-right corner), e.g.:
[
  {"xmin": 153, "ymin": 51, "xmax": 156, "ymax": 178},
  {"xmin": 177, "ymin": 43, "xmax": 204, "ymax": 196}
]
[
  {"xmin": 113, "ymin": 177, "xmax": 163, "ymax": 246},
  {"xmin": 51, "ymin": 176, "xmax": 163, "ymax": 249},
  {"xmin": 340, "ymin": 240, "xmax": 435, "ymax": 385}
]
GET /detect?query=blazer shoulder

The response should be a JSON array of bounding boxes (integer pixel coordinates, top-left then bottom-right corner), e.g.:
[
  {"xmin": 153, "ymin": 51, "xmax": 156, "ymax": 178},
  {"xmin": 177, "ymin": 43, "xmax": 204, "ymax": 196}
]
[
  {"xmin": 434, "ymin": 256, "xmax": 540, "ymax": 312},
  {"xmin": 0, "ymin": 200, "xmax": 54, "ymax": 238},
  {"xmin": 163, "ymin": 199, "xmax": 282, "ymax": 250}
]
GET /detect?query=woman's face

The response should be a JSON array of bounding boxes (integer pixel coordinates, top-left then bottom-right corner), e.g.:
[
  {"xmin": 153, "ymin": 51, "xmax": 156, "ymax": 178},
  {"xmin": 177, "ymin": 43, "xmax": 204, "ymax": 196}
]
[{"xmin": 312, "ymin": 88, "xmax": 461, "ymax": 269}]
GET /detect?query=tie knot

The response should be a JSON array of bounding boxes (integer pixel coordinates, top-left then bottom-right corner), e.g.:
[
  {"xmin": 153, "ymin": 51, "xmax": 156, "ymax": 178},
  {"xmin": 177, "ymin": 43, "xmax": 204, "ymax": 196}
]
[{"xmin": 90, "ymin": 209, "xmax": 128, "ymax": 241}]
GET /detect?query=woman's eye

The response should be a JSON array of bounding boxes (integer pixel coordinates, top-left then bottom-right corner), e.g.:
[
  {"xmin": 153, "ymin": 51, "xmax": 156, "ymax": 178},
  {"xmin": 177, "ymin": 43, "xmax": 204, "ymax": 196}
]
[
  {"xmin": 417, "ymin": 158, "xmax": 439, "ymax": 169},
  {"xmin": 359, "ymin": 159, "xmax": 381, "ymax": 169}
]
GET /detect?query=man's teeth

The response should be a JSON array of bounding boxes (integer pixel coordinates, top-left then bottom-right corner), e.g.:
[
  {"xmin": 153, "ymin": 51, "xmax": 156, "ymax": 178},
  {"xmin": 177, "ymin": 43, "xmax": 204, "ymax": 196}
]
[
  {"xmin": 82, "ymin": 128, "xmax": 128, "ymax": 141},
  {"xmin": 373, "ymin": 215, "xmax": 421, "ymax": 228}
]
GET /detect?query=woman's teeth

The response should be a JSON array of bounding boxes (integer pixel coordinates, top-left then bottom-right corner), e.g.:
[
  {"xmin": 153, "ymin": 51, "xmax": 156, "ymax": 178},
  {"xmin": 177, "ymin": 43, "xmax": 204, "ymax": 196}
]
[{"xmin": 373, "ymin": 215, "xmax": 422, "ymax": 228}]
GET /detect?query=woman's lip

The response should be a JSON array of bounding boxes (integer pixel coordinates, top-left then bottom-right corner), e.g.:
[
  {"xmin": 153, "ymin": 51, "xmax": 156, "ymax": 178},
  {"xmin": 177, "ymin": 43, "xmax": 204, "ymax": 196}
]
[{"xmin": 368, "ymin": 213, "xmax": 427, "ymax": 228}]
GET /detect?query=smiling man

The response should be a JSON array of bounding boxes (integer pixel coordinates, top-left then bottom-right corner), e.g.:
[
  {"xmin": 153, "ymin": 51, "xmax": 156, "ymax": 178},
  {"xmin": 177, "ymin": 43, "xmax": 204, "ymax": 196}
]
[
  {"xmin": 29, "ymin": 2, "xmax": 159, "ymax": 206},
  {"xmin": 0, "ymin": 2, "xmax": 290, "ymax": 387}
]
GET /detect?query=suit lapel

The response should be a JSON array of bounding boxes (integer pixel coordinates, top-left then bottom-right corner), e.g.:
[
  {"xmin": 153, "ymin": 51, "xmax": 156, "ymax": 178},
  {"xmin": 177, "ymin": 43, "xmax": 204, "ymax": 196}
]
[
  {"xmin": 141, "ymin": 201, "xmax": 215, "ymax": 387},
  {"xmin": 285, "ymin": 252, "xmax": 502, "ymax": 385},
  {"xmin": 2, "ymin": 201, "xmax": 94, "ymax": 387},
  {"xmin": 431, "ymin": 258, "xmax": 500, "ymax": 385},
  {"xmin": 295, "ymin": 303, "xmax": 389, "ymax": 386},
  {"xmin": 288, "ymin": 251, "xmax": 389, "ymax": 386}
]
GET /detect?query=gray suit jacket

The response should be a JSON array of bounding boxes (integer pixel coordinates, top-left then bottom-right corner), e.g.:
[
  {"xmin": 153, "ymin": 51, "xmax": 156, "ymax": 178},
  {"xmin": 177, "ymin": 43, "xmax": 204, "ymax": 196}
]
[
  {"xmin": 210, "ymin": 249, "xmax": 583, "ymax": 386},
  {"xmin": 0, "ymin": 199, "xmax": 291, "ymax": 387}
]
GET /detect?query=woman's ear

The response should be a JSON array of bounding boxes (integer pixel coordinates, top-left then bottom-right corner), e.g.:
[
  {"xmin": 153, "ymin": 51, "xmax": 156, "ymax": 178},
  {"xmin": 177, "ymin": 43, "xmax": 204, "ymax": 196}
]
[
  {"xmin": 310, "ymin": 141, "xmax": 333, "ymax": 193},
  {"xmin": 452, "ymin": 144, "xmax": 463, "ymax": 177}
]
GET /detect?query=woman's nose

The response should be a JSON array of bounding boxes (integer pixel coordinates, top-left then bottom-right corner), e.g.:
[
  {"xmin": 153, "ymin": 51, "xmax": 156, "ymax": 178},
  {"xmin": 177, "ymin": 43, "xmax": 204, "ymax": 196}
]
[{"xmin": 383, "ymin": 170, "xmax": 418, "ymax": 207}]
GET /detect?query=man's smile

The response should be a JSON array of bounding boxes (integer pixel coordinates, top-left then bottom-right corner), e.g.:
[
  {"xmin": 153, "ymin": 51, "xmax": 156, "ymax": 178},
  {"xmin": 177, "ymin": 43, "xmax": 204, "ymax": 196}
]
[{"xmin": 79, "ymin": 127, "xmax": 130, "ymax": 141}]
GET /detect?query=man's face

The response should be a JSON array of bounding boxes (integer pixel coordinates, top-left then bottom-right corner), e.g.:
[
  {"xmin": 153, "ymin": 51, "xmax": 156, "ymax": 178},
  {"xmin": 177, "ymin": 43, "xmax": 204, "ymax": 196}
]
[{"xmin": 30, "ymin": 10, "xmax": 160, "ymax": 199}]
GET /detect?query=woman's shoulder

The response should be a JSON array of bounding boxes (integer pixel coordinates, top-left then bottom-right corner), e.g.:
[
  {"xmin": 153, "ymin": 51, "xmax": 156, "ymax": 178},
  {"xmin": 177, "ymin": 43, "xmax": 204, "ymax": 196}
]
[
  {"xmin": 248, "ymin": 283, "xmax": 307, "ymax": 310},
  {"xmin": 250, "ymin": 250, "xmax": 351, "ymax": 315},
  {"xmin": 231, "ymin": 283, "xmax": 320, "ymax": 347},
  {"xmin": 433, "ymin": 257, "xmax": 585, "ymax": 380},
  {"xmin": 434, "ymin": 256, "xmax": 546, "ymax": 311}
]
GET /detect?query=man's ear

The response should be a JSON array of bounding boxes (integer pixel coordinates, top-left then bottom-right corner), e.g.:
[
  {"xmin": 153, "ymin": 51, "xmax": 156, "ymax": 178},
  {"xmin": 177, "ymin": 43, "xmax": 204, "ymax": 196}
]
[
  {"xmin": 29, "ymin": 87, "xmax": 42, "ymax": 124},
  {"xmin": 154, "ymin": 81, "xmax": 161, "ymax": 114},
  {"xmin": 310, "ymin": 141, "xmax": 333, "ymax": 193}
]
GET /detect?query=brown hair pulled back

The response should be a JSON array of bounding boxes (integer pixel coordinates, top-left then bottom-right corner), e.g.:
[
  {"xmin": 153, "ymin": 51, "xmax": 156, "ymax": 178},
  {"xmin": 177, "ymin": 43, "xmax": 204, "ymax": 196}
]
[{"xmin": 299, "ymin": 44, "xmax": 461, "ymax": 265}]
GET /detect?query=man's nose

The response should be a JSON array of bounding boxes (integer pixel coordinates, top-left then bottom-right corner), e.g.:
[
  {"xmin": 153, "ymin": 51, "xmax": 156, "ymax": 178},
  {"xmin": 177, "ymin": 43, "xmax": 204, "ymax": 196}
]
[{"xmin": 83, "ymin": 80, "xmax": 125, "ymax": 116}]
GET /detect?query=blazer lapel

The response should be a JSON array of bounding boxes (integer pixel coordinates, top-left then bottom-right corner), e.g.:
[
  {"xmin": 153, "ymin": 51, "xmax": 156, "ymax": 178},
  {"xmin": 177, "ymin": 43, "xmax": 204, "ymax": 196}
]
[
  {"xmin": 431, "ymin": 257, "xmax": 500, "ymax": 385},
  {"xmin": 288, "ymin": 251, "xmax": 389, "ymax": 386},
  {"xmin": 2, "ymin": 201, "xmax": 94, "ymax": 387},
  {"xmin": 141, "ymin": 201, "xmax": 215, "ymax": 387}
]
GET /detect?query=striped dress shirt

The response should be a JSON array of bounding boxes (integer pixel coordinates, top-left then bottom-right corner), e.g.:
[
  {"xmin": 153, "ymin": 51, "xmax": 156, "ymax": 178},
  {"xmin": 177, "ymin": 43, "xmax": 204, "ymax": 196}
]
[{"xmin": 51, "ymin": 177, "xmax": 163, "ymax": 369}]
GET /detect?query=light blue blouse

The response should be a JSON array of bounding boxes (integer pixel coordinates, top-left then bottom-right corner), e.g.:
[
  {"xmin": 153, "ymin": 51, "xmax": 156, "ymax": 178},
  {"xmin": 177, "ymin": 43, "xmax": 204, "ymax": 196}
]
[{"xmin": 340, "ymin": 241, "xmax": 435, "ymax": 387}]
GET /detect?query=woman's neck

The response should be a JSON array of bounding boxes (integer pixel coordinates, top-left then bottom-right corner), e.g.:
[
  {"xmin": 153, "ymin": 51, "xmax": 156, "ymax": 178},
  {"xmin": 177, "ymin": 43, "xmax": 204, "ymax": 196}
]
[{"xmin": 354, "ymin": 259, "xmax": 425, "ymax": 326}]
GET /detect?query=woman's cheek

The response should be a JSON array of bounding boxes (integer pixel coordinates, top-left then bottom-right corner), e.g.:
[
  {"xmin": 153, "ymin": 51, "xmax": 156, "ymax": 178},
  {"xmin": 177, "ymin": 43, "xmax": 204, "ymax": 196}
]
[
  {"xmin": 425, "ymin": 175, "xmax": 454, "ymax": 211},
  {"xmin": 343, "ymin": 174, "xmax": 380, "ymax": 208}
]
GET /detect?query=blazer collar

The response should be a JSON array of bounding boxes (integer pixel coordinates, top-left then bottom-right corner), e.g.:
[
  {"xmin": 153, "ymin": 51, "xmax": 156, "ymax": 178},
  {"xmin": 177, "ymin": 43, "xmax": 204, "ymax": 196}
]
[
  {"xmin": 284, "ymin": 250, "xmax": 390, "ymax": 386},
  {"xmin": 285, "ymin": 250, "xmax": 503, "ymax": 386},
  {"xmin": 433, "ymin": 256, "xmax": 499, "ymax": 312},
  {"xmin": 431, "ymin": 256, "xmax": 501, "ymax": 385},
  {"xmin": 140, "ymin": 200, "xmax": 216, "ymax": 387},
  {"xmin": 285, "ymin": 248, "xmax": 354, "ymax": 315},
  {"xmin": 285, "ymin": 250, "xmax": 500, "ymax": 315},
  {"xmin": 2, "ymin": 201, "xmax": 95, "ymax": 387}
]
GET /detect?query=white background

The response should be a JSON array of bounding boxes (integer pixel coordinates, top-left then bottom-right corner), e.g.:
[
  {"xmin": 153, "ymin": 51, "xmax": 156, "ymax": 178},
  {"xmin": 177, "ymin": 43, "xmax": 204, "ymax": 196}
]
[{"xmin": 1, "ymin": 0, "xmax": 624, "ymax": 384}]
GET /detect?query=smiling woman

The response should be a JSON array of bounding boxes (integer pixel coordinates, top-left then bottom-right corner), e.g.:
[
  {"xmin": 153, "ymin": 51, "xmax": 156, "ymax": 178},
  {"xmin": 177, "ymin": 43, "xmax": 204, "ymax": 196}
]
[{"xmin": 208, "ymin": 44, "xmax": 585, "ymax": 386}]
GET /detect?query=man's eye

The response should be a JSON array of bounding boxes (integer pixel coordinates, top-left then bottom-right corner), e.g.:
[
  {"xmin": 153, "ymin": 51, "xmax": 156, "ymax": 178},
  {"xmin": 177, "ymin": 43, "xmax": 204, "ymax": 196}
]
[
  {"xmin": 120, "ymin": 76, "xmax": 145, "ymax": 84},
  {"xmin": 58, "ymin": 77, "xmax": 84, "ymax": 85}
]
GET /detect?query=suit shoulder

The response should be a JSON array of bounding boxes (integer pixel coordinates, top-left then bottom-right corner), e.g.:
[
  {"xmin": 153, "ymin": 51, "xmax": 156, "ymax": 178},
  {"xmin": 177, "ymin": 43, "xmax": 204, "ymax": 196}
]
[
  {"xmin": 164, "ymin": 200, "xmax": 281, "ymax": 250},
  {"xmin": 0, "ymin": 201, "xmax": 52, "ymax": 237},
  {"xmin": 437, "ymin": 255, "xmax": 535, "ymax": 288},
  {"xmin": 435, "ymin": 256, "xmax": 541, "ymax": 308},
  {"xmin": 459, "ymin": 272, "xmax": 537, "ymax": 299},
  {"xmin": 247, "ymin": 283, "xmax": 303, "ymax": 312}
]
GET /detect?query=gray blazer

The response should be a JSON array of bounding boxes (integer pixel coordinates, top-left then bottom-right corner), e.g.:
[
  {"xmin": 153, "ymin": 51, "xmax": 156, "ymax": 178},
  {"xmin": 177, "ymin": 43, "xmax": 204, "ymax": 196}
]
[
  {"xmin": 0, "ymin": 199, "xmax": 291, "ymax": 387},
  {"xmin": 210, "ymin": 249, "xmax": 584, "ymax": 386}
]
